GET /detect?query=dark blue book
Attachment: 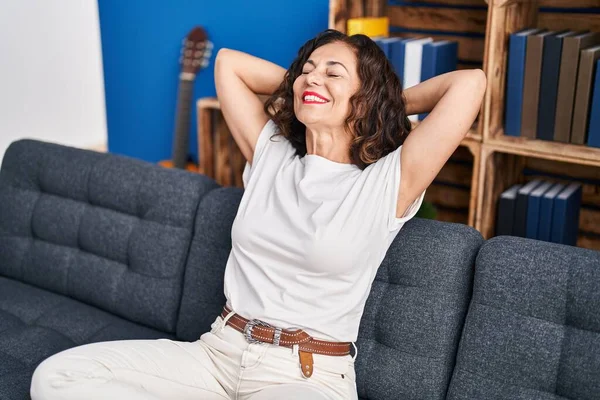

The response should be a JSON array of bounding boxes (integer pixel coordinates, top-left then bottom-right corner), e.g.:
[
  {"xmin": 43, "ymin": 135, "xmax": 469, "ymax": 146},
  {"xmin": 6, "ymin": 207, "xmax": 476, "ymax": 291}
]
[
  {"xmin": 514, "ymin": 179, "xmax": 542, "ymax": 237},
  {"xmin": 539, "ymin": 183, "xmax": 565, "ymax": 242},
  {"xmin": 418, "ymin": 40, "xmax": 458, "ymax": 120},
  {"xmin": 526, "ymin": 181, "xmax": 553, "ymax": 239},
  {"xmin": 374, "ymin": 38, "xmax": 390, "ymax": 58},
  {"xmin": 380, "ymin": 37, "xmax": 402, "ymax": 78},
  {"xmin": 551, "ymin": 183, "xmax": 582, "ymax": 246},
  {"xmin": 587, "ymin": 59, "xmax": 600, "ymax": 148},
  {"xmin": 536, "ymin": 30, "xmax": 577, "ymax": 141},
  {"xmin": 505, "ymin": 28, "xmax": 541, "ymax": 136},
  {"xmin": 496, "ymin": 184, "xmax": 522, "ymax": 236}
]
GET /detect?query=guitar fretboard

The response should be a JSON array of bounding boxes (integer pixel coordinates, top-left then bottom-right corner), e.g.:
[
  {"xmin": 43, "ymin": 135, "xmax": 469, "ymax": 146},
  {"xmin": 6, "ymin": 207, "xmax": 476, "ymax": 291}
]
[{"xmin": 172, "ymin": 77, "xmax": 195, "ymax": 169}]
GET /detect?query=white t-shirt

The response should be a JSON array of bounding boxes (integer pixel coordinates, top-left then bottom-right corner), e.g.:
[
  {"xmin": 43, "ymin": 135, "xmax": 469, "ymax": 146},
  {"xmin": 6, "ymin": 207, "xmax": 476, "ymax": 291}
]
[{"xmin": 223, "ymin": 120, "xmax": 425, "ymax": 342}]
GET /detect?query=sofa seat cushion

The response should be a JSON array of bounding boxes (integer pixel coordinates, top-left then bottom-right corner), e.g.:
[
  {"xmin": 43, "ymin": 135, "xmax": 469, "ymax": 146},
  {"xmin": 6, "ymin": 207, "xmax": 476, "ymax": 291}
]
[
  {"xmin": 0, "ymin": 276, "xmax": 174, "ymax": 400},
  {"xmin": 448, "ymin": 236, "xmax": 600, "ymax": 400}
]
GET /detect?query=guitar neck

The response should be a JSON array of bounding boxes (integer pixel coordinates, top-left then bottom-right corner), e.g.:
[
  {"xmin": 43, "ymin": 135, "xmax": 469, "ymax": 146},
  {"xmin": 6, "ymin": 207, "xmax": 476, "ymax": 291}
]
[{"xmin": 172, "ymin": 75, "xmax": 195, "ymax": 169}]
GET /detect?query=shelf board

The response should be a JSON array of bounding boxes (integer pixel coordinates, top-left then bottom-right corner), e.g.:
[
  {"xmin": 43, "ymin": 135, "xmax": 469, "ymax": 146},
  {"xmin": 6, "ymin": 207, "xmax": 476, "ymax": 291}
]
[
  {"xmin": 197, "ymin": 97, "xmax": 220, "ymax": 110},
  {"xmin": 487, "ymin": 130, "xmax": 600, "ymax": 168},
  {"xmin": 465, "ymin": 130, "xmax": 482, "ymax": 142}
]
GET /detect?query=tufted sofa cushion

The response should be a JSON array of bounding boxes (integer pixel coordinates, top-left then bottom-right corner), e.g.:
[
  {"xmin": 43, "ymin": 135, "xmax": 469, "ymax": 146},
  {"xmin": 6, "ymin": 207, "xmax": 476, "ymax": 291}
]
[
  {"xmin": 447, "ymin": 236, "xmax": 600, "ymax": 399},
  {"xmin": 0, "ymin": 140, "xmax": 218, "ymax": 333},
  {"xmin": 176, "ymin": 187, "xmax": 244, "ymax": 341},
  {"xmin": 354, "ymin": 219, "xmax": 483, "ymax": 400}
]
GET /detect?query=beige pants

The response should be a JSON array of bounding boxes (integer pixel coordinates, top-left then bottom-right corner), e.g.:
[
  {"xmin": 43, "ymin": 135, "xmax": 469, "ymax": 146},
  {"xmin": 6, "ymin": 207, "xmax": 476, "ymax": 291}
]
[{"xmin": 30, "ymin": 313, "xmax": 358, "ymax": 400}]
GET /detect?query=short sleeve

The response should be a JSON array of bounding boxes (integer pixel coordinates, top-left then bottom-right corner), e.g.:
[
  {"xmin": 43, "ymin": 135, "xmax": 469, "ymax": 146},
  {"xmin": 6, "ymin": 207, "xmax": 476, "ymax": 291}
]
[
  {"xmin": 242, "ymin": 119, "xmax": 284, "ymax": 188},
  {"xmin": 371, "ymin": 145, "xmax": 426, "ymax": 232}
]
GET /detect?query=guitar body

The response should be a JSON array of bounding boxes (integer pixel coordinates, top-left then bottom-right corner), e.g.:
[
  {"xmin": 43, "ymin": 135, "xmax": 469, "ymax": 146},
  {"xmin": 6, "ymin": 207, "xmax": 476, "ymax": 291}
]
[{"xmin": 160, "ymin": 26, "xmax": 212, "ymax": 171}]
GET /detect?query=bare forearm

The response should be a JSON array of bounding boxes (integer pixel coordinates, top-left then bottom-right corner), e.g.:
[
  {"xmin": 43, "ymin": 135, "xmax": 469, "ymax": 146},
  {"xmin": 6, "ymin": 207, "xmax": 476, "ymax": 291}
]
[
  {"xmin": 403, "ymin": 69, "xmax": 484, "ymax": 116},
  {"xmin": 215, "ymin": 48, "xmax": 286, "ymax": 96}
]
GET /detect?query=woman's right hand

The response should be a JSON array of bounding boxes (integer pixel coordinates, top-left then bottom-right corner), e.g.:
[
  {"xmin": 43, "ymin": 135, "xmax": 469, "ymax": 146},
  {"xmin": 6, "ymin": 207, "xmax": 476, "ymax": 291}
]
[{"xmin": 214, "ymin": 49, "xmax": 286, "ymax": 165}]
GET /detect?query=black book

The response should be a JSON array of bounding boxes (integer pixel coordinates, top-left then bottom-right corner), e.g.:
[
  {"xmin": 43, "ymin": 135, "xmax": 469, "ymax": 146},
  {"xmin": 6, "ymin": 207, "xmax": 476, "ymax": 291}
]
[
  {"xmin": 496, "ymin": 184, "xmax": 523, "ymax": 236},
  {"xmin": 551, "ymin": 183, "xmax": 583, "ymax": 246},
  {"xmin": 514, "ymin": 180, "xmax": 543, "ymax": 237},
  {"xmin": 537, "ymin": 30, "xmax": 577, "ymax": 141}
]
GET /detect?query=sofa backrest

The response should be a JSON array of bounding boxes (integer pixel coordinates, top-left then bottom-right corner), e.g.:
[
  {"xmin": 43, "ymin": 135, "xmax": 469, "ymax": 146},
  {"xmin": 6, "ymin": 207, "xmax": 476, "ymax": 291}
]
[
  {"xmin": 176, "ymin": 187, "xmax": 244, "ymax": 340},
  {"xmin": 0, "ymin": 139, "xmax": 218, "ymax": 333},
  {"xmin": 356, "ymin": 218, "xmax": 483, "ymax": 400},
  {"xmin": 447, "ymin": 236, "xmax": 600, "ymax": 399}
]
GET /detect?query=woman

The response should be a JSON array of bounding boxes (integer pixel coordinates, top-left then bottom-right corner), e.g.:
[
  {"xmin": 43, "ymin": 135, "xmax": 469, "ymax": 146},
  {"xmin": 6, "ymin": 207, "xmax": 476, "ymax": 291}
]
[{"xmin": 30, "ymin": 29, "xmax": 485, "ymax": 400}]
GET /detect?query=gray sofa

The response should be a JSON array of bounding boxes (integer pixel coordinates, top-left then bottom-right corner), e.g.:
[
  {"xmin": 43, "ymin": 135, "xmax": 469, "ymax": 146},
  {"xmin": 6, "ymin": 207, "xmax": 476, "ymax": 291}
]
[{"xmin": 0, "ymin": 139, "xmax": 598, "ymax": 400}]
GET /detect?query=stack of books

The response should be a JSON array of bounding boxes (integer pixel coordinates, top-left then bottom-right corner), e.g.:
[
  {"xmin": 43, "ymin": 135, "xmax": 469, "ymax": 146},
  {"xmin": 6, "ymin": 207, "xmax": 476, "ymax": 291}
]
[
  {"xmin": 496, "ymin": 180, "xmax": 582, "ymax": 246},
  {"xmin": 374, "ymin": 37, "xmax": 458, "ymax": 121},
  {"xmin": 505, "ymin": 29, "xmax": 600, "ymax": 147}
]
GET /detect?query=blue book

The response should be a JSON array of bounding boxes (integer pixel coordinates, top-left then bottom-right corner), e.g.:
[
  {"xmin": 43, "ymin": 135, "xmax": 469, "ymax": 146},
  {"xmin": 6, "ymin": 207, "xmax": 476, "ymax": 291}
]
[
  {"xmin": 387, "ymin": 37, "xmax": 410, "ymax": 82},
  {"xmin": 505, "ymin": 28, "xmax": 541, "ymax": 136},
  {"xmin": 537, "ymin": 30, "xmax": 576, "ymax": 141},
  {"xmin": 539, "ymin": 183, "xmax": 565, "ymax": 242},
  {"xmin": 514, "ymin": 179, "xmax": 542, "ymax": 237},
  {"xmin": 526, "ymin": 181, "xmax": 553, "ymax": 239},
  {"xmin": 373, "ymin": 38, "xmax": 390, "ymax": 58},
  {"xmin": 380, "ymin": 37, "xmax": 402, "ymax": 78},
  {"xmin": 587, "ymin": 59, "xmax": 600, "ymax": 148},
  {"xmin": 496, "ymin": 184, "xmax": 522, "ymax": 236},
  {"xmin": 418, "ymin": 40, "xmax": 458, "ymax": 120},
  {"xmin": 551, "ymin": 183, "xmax": 582, "ymax": 246}
]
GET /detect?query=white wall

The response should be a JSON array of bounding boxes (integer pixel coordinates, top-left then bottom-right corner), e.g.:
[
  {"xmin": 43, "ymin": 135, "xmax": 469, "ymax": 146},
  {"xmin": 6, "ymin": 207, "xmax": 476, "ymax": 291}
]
[{"xmin": 0, "ymin": 0, "xmax": 107, "ymax": 165}]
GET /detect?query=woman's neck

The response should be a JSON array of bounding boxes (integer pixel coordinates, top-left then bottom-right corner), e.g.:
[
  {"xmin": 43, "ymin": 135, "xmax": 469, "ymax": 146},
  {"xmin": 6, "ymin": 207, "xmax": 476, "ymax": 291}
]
[{"xmin": 305, "ymin": 127, "xmax": 353, "ymax": 164}]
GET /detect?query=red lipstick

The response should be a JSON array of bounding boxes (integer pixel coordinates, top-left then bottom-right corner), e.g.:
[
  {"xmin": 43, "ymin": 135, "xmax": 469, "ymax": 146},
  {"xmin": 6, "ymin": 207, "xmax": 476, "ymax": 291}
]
[{"xmin": 302, "ymin": 91, "xmax": 330, "ymax": 104}]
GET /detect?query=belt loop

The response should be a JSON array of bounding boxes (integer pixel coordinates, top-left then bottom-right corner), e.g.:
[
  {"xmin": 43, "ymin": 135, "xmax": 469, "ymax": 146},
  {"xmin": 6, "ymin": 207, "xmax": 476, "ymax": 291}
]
[
  {"xmin": 273, "ymin": 327, "xmax": 282, "ymax": 346},
  {"xmin": 221, "ymin": 310, "xmax": 236, "ymax": 332},
  {"xmin": 351, "ymin": 342, "xmax": 358, "ymax": 361}
]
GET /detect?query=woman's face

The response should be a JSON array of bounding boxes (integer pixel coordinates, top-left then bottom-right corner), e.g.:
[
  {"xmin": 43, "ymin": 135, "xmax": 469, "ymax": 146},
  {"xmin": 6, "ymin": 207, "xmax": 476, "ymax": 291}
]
[{"xmin": 293, "ymin": 41, "xmax": 360, "ymax": 130}]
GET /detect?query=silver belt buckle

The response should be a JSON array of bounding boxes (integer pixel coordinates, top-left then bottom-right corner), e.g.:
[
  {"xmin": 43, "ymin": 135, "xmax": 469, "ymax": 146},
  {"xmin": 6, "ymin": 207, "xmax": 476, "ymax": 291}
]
[{"xmin": 244, "ymin": 319, "xmax": 273, "ymax": 344}]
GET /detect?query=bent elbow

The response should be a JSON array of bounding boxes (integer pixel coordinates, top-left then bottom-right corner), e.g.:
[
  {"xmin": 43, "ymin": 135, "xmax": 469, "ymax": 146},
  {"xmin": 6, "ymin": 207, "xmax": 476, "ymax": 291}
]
[
  {"xmin": 215, "ymin": 48, "xmax": 236, "ymax": 86},
  {"xmin": 460, "ymin": 69, "xmax": 487, "ymax": 108},
  {"xmin": 471, "ymin": 68, "xmax": 487, "ymax": 97},
  {"xmin": 215, "ymin": 48, "xmax": 231, "ymax": 68}
]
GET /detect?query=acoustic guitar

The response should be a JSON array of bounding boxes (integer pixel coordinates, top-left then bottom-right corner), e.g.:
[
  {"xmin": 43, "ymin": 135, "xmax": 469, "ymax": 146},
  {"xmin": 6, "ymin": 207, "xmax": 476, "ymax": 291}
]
[{"xmin": 160, "ymin": 26, "xmax": 212, "ymax": 171}]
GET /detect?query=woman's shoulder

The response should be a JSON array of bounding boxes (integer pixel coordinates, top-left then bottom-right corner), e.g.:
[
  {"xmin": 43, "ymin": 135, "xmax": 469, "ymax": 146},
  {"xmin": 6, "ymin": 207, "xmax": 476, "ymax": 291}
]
[
  {"xmin": 242, "ymin": 119, "xmax": 295, "ymax": 186},
  {"xmin": 362, "ymin": 145, "xmax": 403, "ymax": 175},
  {"xmin": 252, "ymin": 120, "xmax": 292, "ymax": 156}
]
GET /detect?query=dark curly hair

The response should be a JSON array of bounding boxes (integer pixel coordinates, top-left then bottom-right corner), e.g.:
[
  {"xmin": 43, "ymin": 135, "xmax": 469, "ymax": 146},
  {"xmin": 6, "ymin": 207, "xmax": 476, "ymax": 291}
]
[{"xmin": 264, "ymin": 29, "xmax": 412, "ymax": 170}]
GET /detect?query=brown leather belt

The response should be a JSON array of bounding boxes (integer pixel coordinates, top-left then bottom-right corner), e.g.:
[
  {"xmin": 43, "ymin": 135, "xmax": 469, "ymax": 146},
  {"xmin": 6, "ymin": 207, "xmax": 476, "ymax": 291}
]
[{"xmin": 220, "ymin": 305, "xmax": 352, "ymax": 378}]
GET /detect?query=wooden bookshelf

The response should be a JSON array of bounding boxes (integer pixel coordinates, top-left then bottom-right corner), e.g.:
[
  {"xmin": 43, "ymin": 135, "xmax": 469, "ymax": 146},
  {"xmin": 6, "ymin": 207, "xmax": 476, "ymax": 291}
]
[{"xmin": 477, "ymin": 0, "xmax": 600, "ymax": 250}]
